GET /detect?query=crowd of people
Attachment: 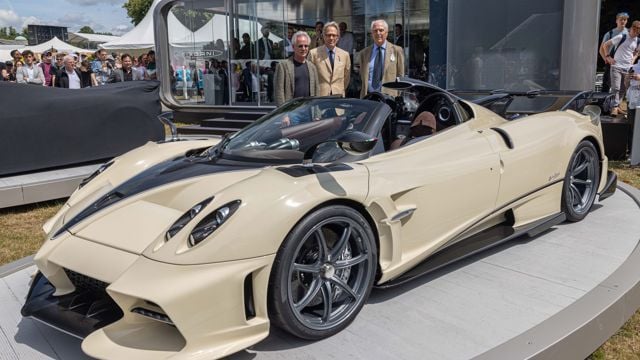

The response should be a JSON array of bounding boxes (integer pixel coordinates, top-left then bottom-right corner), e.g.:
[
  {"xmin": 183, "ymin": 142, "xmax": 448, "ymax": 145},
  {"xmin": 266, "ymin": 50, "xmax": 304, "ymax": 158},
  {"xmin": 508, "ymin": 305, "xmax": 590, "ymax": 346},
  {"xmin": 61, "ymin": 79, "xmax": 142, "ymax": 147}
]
[
  {"xmin": 166, "ymin": 19, "xmax": 406, "ymax": 104},
  {"xmin": 599, "ymin": 11, "xmax": 640, "ymax": 153},
  {"xmin": 0, "ymin": 48, "xmax": 158, "ymax": 88},
  {"xmin": 273, "ymin": 19, "xmax": 404, "ymax": 105},
  {"xmin": 0, "ymin": 18, "xmax": 406, "ymax": 107}
]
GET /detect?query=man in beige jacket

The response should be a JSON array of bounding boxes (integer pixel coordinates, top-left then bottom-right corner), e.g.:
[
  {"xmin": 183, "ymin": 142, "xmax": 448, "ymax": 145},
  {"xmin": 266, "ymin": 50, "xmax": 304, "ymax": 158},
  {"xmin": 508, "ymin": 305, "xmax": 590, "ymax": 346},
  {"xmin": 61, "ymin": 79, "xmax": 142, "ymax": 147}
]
[
  {"xmin": 274, "ymin": 31, "xmax": 319, "ymax": 106},
  {"xmin": 359, "ymin": 19, "xmax": 404, "ymax": 98},
  {"xmin": 308, "ymin": 21, "xmax": 351, "ymax": 97}
]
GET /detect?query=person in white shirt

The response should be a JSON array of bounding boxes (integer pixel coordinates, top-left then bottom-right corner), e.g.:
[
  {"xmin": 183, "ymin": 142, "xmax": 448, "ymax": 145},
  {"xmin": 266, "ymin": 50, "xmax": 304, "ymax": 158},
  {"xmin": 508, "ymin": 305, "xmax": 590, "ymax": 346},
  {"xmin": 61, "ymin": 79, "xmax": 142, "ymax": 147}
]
[
  {"xmin": 626, "ymin": 61, "xmax": 640, "ymax": 154},
  {"xmin": 279, "ymin": 26, "xmax": 295, "ymax": 58},
  {"xmin": 337, "ymin": 22, "xmax": 354, "ymax": 55},
  {"xmin": 54, "ymin": 55, "xmax": 83, "ymax": 89},
  {"xmin": 601, "ymin": 20, "xmax": 640, "ymax": 116},
  {"xmin": 599, "ymin": 12, "xmax": 629, "ymax": 92}
]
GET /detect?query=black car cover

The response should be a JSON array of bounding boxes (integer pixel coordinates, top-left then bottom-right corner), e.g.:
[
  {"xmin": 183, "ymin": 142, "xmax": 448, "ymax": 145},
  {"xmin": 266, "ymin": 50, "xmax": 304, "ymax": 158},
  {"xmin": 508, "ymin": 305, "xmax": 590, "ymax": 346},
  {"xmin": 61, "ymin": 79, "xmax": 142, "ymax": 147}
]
[{"xmin": 0, "ymin": 81, "xmax": 164, "ymax": 176}]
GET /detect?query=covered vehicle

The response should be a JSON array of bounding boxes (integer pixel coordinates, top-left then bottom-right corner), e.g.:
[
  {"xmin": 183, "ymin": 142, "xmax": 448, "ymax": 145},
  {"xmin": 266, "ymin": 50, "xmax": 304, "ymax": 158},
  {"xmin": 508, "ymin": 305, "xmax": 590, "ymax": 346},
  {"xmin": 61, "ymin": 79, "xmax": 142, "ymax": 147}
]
[{"xmin": 22, "ymin": 79, "xmax": 616, "ymax": 359}]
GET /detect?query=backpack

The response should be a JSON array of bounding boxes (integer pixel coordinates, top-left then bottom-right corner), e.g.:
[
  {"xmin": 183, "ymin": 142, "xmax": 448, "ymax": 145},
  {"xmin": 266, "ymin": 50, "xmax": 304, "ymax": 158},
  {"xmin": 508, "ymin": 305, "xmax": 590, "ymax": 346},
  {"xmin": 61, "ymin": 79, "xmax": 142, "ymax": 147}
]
[{"xmin": 611, "ymin": 32, "xmax": 640, "ymax": 56}]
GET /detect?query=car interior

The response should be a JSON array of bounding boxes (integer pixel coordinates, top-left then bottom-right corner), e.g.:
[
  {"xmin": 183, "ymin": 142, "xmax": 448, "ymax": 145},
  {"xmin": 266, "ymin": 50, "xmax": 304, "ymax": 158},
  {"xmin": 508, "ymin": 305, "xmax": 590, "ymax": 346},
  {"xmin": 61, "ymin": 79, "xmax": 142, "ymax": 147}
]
[{"xmin": 364, "ymin": 89, "xmax": 465, "ymax": 151}]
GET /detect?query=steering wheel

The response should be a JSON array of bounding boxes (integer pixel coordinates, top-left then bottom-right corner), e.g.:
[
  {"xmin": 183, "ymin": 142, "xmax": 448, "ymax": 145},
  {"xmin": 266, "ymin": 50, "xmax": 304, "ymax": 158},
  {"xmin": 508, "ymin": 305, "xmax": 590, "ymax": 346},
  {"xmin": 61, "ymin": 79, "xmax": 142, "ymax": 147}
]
[{"xmin": 416, "ymin": 92, "xmax": 457, "ymax": 132}]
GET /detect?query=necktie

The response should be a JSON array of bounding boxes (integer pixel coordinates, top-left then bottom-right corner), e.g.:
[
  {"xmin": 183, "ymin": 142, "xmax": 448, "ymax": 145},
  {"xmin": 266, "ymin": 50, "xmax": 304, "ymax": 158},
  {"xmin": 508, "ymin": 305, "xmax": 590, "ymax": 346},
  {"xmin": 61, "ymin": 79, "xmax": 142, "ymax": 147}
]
[
  {"xmin": 372, "ymin": 46, "xmax": 383, "ymax": 90},
  {"xmin": 329, "ymin": 50, "xmax": 334, "ymax": 70}
]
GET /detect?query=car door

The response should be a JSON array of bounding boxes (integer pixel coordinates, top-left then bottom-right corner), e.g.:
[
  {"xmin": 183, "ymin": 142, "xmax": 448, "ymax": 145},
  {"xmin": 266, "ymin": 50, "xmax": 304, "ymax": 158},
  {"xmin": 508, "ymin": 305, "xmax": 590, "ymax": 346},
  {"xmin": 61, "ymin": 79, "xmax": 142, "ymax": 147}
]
[
  {"xmin": 484, "ymin": 113, "xmax": 576, "ymax": 224},
  {"xmin": 362, "ymin": 115, "xmax": 501, "ymax": 277}
]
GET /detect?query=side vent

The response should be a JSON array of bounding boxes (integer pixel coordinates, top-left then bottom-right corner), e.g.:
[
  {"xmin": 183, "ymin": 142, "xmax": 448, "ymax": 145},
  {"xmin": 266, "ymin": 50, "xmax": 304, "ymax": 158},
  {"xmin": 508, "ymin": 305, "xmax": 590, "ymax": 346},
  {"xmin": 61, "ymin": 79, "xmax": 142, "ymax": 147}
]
[
  {"xmin": 131, "ymin": 307, "xmax": 174, "ymax": 325},
  {"xmin": 244, "ymin": 274, "xmax": 256, "ymax": 320}
]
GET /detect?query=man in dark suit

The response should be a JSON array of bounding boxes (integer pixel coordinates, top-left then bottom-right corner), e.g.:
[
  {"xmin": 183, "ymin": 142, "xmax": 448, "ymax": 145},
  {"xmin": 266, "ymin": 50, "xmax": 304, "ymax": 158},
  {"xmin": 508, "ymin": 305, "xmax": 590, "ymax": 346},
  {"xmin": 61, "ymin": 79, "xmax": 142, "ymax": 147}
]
[
  {"xmin": 54, "ymin": 55, "xmax": 84, "ymax": 88},
  {"xmin": 257, "ymin": 27, "xmax": 275, "ymax": 60},
  {"xmin": 236, "ymin": 33, "xmax": 254, "ymax": 59},
  {"xmin": 394, "ymin": 23, "xmax": 405, "ymax": 48}
]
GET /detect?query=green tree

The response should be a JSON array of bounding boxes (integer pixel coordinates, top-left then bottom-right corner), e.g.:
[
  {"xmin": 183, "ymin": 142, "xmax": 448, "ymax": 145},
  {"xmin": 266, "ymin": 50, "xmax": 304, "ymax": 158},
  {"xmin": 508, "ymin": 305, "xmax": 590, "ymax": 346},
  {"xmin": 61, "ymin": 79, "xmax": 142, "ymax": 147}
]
[
  {"xmin": 123, "ymin": 0, "xmax": 153, "ymax": 26},
  {"xmin": 78, "ymin": 26, "xmax": 95, "ymax": 34}
]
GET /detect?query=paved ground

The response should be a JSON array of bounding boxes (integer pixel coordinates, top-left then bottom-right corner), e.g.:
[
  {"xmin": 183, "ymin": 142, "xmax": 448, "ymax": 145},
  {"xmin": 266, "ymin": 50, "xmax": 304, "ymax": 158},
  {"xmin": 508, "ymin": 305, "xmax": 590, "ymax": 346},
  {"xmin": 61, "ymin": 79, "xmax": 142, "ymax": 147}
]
[{"xmin": 2, "ymin": 186, "xmax": 639, "ymax": 360}]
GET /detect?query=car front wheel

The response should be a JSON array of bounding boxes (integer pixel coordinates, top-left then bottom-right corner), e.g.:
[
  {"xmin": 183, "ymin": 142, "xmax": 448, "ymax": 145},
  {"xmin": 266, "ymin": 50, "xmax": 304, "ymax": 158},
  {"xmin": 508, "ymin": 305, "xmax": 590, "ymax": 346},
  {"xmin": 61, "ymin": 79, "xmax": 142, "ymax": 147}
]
[
  {"xmin": 268, "ymin": 205, "xmax": 377, "ymax": 340},
  {"xmin": 562, "ymin": 140, "xmax": 600, "ymax": 222}
]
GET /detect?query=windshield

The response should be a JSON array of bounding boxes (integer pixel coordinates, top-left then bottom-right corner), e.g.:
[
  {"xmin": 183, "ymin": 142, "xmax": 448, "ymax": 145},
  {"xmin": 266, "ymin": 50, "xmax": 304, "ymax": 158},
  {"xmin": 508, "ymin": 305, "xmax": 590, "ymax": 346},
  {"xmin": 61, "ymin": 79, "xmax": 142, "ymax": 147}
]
[{"xmin": 212, "ymin": 98, "xmax": 386, "ymax": 164}]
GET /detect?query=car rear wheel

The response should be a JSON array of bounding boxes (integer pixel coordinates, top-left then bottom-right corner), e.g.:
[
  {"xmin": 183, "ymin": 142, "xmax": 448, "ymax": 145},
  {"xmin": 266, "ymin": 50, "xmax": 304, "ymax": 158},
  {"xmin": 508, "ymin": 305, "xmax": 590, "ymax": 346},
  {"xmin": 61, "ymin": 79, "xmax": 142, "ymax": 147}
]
[
  {"xmin": 562, "ymin": 141, "xmax": 600, "ymax": 222},
  {"xmin": 268, "ymin": 205, "xmax": 376, "ymax": 340}
]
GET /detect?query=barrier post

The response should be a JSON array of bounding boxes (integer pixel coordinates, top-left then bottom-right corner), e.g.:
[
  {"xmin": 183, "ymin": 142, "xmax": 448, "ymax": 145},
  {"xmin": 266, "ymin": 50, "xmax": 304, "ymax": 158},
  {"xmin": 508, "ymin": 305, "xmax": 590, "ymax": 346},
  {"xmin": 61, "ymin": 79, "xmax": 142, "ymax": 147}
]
[{"xmin": 632, "ymin": 107, "xmax": 640, "ymax": 165}]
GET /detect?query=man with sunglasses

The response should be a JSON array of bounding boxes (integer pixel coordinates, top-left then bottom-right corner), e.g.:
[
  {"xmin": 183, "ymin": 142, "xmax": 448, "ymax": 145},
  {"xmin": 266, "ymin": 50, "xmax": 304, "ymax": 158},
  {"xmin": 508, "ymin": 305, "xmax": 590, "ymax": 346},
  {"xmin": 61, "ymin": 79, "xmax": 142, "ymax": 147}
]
[
  {"xmin": 16, "ymin": 50, "xmax": 45, "ymax": 85},
  {"xmin": 274, "ymin": 31, "xmax": 319, "ymax": 106},
  {"xmin": 601, "ymin": 19, "xmax": 640, "ymax": 116}
]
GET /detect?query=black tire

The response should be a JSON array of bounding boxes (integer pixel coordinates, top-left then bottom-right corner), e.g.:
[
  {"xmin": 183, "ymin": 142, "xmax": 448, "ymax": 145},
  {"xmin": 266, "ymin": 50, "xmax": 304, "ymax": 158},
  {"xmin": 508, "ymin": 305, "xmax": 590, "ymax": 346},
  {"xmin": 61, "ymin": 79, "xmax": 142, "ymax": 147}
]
[
  {"xmin": 562, "ymin": 141, "xmax": 600, "ymax": 222},
  {"xmin": 268, "ymin": 205, "xmax": 377, "ymax": 340}
]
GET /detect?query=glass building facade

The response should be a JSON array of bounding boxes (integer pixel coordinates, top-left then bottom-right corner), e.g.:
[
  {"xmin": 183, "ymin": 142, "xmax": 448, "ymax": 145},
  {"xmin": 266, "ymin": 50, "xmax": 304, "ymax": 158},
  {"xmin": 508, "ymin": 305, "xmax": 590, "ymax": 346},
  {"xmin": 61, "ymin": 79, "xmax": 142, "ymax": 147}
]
[{"xmin": 155, "ymin": 0, "xmax": 600, "ymax": 111}]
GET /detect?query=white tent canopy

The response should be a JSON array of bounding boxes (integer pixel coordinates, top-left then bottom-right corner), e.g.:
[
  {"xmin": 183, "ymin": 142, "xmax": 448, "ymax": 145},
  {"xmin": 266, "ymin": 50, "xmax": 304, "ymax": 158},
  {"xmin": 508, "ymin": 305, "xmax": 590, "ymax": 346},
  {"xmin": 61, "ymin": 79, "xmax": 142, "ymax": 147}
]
[
  {"xmin": 0, "ymin": 37, "xmax": 94, "ymax": 61},
  {"xmin": 182, "ymin": 14, "xmax": 282, "ymax": 46},
  {"xmin": 100, "ymin": 0, "xmax": 191, "ymax": 50},
  {"xmin": 69, "ymin": 32, "xmax": 120, "ymax": 44},
  {"xmin": 26, "ymin": 36, "xmax": 94, "ymax": 54}
]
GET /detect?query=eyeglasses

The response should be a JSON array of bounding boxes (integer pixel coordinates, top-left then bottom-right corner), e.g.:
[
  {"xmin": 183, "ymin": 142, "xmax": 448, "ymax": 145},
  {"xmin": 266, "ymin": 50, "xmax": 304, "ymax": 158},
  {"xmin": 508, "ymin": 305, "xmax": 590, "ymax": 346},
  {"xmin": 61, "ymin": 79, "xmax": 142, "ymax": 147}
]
[
  {"xmin": 633, "ymin": 26, "xmax": 640, "ymax": 30},
  {"xmin": 297, "ymin": 44, "xmax": 309, "ymax": 48}
]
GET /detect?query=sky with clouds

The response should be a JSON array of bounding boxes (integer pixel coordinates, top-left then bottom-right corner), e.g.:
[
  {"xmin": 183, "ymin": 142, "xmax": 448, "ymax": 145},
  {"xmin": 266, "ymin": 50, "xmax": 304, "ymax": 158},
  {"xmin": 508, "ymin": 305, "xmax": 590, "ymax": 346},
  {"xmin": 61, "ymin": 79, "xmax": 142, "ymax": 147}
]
[{"xmin": 0, "ymin": 0, "xmax": 134, "ymax": 35}]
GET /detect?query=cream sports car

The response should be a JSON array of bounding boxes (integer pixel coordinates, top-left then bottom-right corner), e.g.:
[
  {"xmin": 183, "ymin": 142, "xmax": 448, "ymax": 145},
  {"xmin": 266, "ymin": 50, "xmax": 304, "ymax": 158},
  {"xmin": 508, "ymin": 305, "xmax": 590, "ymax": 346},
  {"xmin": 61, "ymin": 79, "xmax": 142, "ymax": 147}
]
[{"xmin": 22, "ymin": 79, "xmax": 616, "ymax": 359}]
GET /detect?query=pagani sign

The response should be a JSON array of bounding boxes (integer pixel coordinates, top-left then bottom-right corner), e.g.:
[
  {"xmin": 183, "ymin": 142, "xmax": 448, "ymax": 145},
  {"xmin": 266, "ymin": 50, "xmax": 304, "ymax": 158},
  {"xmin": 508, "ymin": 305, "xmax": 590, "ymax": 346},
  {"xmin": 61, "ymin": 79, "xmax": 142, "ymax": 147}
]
[{"xmin": 183, "ymin": 49, "xmax": 223, "ymax": 59}]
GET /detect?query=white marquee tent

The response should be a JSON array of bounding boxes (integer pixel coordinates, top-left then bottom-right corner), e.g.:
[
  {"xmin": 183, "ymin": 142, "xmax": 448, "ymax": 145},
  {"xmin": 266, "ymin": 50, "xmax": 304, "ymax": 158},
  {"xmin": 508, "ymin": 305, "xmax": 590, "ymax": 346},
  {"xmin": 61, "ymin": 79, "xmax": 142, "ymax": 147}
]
[
  {"xmin": 100, "ymin": 0, "xmax": 192, "ymax": 51},
  {"xmin": 0, "ymin": 37, "xmax": 94, "ymax": 61},
  {"xmin": 25, "ymin": 37, "xmax": 93, "ymax": 54}
]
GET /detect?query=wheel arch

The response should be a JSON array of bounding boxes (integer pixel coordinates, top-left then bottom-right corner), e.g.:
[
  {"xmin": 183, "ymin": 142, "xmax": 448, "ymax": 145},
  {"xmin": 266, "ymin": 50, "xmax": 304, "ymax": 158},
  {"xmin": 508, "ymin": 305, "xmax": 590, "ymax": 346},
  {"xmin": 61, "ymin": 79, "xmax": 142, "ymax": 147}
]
[
  {"xmin": 578, "ymin": 134, "xmax": 607, "ymax": 195},
  {"xmin": 289, "ymin": 198, "xmax": 382, "ymax": 280},
  {"xmin": 581, "ymin": 135, "xmax": 603, "ymax": 161}
]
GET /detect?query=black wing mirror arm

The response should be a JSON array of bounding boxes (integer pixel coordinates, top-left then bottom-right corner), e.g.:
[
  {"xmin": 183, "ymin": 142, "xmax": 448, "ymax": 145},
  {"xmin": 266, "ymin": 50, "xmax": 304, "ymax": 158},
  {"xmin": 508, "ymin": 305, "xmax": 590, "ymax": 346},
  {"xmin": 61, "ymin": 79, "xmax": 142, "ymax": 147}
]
[
  {"xmin": 158, "ymin": 111, "xmax": 178, "ymax": 142},
  {"xmin": 302, "ymin": 131, "xmax": 378, "ymax": 167}
]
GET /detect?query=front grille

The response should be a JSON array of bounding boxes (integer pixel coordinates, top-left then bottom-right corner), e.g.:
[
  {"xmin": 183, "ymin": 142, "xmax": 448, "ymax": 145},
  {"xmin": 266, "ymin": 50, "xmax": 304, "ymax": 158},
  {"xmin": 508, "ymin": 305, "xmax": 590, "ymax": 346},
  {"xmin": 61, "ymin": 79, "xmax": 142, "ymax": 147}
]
[
  {"xmin": 64, "ymin": 268, "xmax": 109, "ymax": 293},
  {"xmin": 21, "ymin": 272, "xmax": 124, "ymax": 339}
]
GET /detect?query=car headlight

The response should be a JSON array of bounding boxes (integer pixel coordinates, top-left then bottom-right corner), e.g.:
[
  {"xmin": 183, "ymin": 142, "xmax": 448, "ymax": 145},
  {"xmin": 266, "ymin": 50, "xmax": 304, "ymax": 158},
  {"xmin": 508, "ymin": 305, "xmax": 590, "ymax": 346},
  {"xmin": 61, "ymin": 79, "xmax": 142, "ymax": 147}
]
[
  {"xmin": 188, "ymin": 200, "xmax": 241, "ymax": 247},
  {"xmin": 165, "ymin": 197, "xmax": 214, "ymax": 241},
  {"xmin": 78, "ymin": 160, "xmax": 114, "ymax": 189}
]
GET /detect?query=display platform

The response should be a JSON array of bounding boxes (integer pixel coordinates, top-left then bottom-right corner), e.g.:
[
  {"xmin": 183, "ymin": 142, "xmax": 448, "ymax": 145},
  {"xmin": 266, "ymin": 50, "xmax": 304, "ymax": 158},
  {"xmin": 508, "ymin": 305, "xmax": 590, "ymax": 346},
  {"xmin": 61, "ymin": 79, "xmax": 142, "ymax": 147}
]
[
  {"xmin": 0, "ymin": 164, "xmax": 100, "ymax": 209},
  {"xmin": 0, "ymin": 184, "xmax": 639, "ymax": 360}
]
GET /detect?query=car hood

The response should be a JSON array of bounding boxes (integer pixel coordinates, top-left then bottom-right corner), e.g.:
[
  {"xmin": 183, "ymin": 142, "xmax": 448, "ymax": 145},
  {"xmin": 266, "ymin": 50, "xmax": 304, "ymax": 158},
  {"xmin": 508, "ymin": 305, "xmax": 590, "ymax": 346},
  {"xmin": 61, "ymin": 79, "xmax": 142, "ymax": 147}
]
[{"xmin": 55, "ymin": 156, "xmax": 263, "ymax": 254}]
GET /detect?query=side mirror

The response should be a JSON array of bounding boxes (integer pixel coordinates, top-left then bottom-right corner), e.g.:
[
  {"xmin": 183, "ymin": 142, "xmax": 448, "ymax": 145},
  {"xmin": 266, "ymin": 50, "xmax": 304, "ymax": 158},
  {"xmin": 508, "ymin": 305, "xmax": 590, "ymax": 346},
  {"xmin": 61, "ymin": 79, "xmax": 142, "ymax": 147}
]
[
  {"xmin": 582, "ymin": 105, "xmax": 601, "ymax": 125},
  {"xmin": 158, "ymin": 111, "xmax": 178, "ymax": 141},
  {"xmin": 335, "ymin": 131, "xmax": 378, "ymax": 154},
  {"xmin": 302, "ymin": 131, "xmax": 378, "ymax": 166}
]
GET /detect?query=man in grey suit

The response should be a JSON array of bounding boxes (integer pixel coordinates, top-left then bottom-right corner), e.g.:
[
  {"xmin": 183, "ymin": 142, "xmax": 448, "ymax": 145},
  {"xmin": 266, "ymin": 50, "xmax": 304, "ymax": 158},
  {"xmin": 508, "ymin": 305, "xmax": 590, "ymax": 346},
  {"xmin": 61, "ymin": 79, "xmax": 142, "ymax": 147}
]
[
  {"xmin": 109, "ymin": 54, "xmax": 144, "ymax": 83},
  {"xmin": 359, "ymin": 19, "xmax": 404, "ymax": 98},
  {"xmin": 274, "ymin": 31, "xmax": 319, "ymax": 107},
  {"xmin": 16, "ymin": 50, "xmax": 45, "ymax": 85}
]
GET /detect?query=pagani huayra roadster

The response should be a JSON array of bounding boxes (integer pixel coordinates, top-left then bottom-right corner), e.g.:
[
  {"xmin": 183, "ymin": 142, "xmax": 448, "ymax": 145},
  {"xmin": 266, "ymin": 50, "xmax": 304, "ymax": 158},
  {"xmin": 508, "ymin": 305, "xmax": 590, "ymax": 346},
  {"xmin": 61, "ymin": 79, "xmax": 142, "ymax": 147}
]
[{"xmin": 22, "ymin": 78, "xmax": 616, "ymax": 359}]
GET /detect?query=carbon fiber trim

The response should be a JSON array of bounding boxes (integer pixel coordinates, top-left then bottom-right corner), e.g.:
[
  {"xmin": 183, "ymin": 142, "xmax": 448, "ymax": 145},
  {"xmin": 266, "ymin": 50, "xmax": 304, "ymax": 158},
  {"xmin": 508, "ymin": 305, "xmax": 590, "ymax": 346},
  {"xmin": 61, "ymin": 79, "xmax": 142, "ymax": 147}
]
[{"xmin": 21, "ymin": 272, "xmax": 123, "ymax": 339}]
